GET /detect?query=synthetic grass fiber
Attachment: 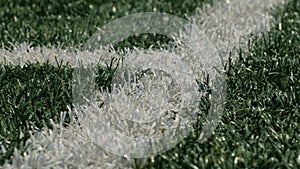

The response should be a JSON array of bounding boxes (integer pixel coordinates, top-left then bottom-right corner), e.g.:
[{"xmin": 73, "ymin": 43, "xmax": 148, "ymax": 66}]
[{"xmin": 0, "ymin": 0, "xmax": 299, "ymax": 168}]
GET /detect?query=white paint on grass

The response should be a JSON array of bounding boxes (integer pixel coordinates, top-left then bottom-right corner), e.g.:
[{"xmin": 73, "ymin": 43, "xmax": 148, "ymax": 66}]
[
  {"xmin": 192, "ymin": 0, "xmax": 285, "ymax": 60},
  {"xmin": 0, "ymin": 0, "xmax": 286, "ymax": 168},
  {"xmin": 0, "ymin": 43, "xmax": 113, "ymax": 67}
]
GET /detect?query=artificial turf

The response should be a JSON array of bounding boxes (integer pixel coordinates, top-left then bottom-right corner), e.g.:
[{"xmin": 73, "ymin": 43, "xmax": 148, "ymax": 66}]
[
  {"xmin": 0, "ymin": 0, "xmax": 211, "ymax": 165},
  {"xmin": 138, "ymin": 1, "xmax": 300, "ymax": 168},
  {"xmin": 0, "ymin": 0, "xmax": 212, "ymax": 49},
  {"xmin": 0, "ymin": 0, "xmax": 299, "ymax": 168}
]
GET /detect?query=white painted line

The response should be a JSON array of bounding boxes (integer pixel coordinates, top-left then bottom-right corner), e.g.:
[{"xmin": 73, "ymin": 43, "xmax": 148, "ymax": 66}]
[{"xmin": 1, "ymin": 0, "xmax": 286, "ymax": 168}]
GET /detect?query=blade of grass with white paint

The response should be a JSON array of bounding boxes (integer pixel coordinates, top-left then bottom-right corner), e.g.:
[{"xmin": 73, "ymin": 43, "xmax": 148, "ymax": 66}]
[{"xmin": 1, "ymin": 0, "xmax": 298, "ymax": 168}]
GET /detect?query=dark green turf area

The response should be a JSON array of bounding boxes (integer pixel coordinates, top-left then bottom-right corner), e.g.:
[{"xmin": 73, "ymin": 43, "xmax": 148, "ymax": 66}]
[
  {"xmin": 0, "ymin": 0, "xmax": 299, "ymax": 168},
  {"xmin": 0, "ymin": 61, "xmax": 71, "ymax": 163},
  {"xmin": 0, "ymin": 0, "xmax": 212, "ymax": 49}
]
